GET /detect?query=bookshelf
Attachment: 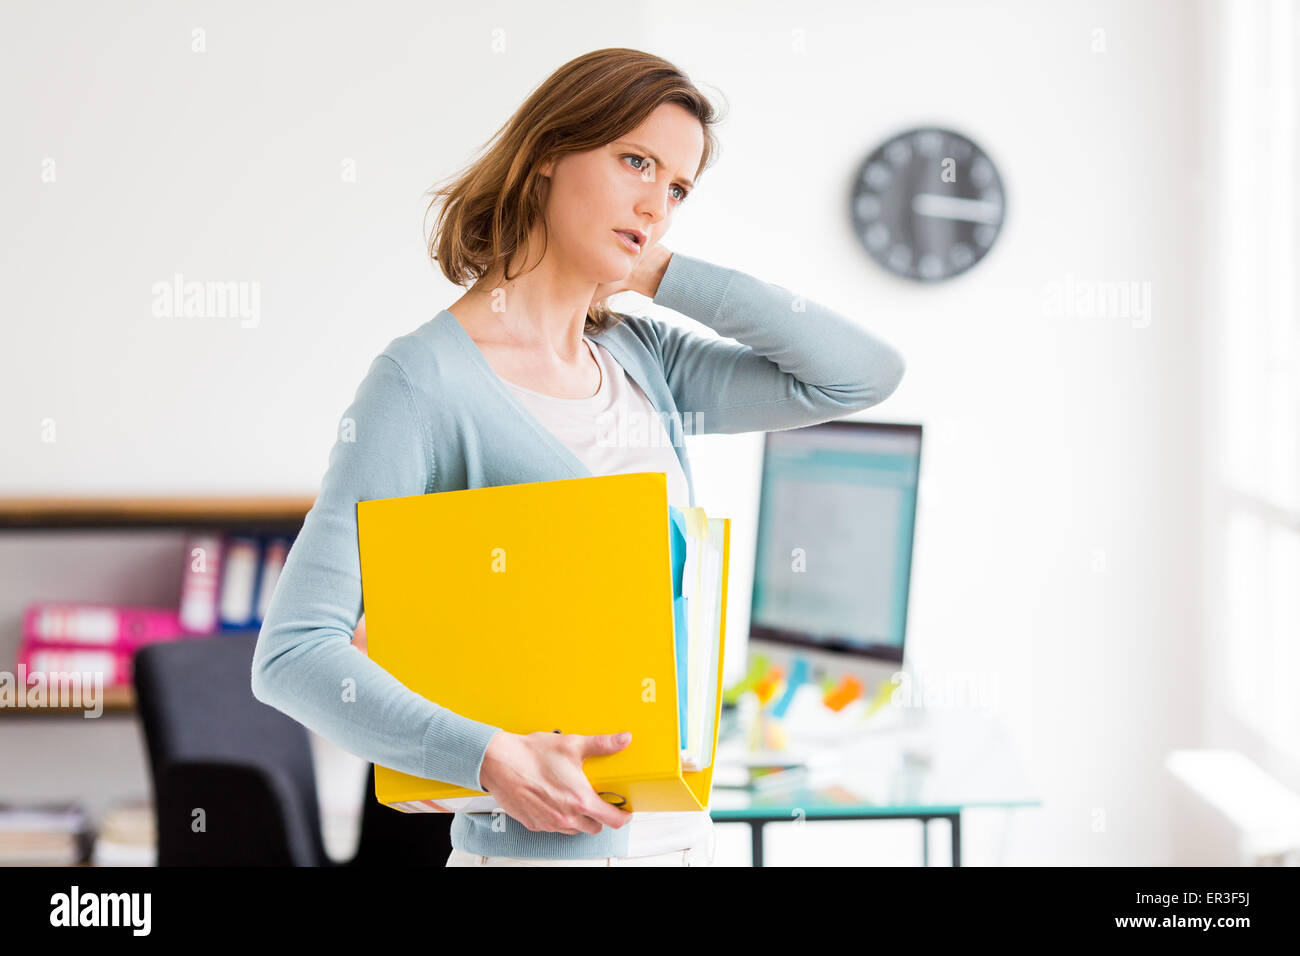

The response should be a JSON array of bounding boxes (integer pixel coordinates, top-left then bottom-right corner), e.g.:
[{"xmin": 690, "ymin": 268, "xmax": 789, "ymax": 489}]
[{"xmin": 0, "ymin": 494, "xmax": 315, "ymax": 717}]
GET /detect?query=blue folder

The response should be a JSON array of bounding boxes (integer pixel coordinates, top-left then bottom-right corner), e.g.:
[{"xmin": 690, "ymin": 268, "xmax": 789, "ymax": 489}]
[{"xmin": 668, "ymin": 506, "xmax": 689, "ymax": 750}]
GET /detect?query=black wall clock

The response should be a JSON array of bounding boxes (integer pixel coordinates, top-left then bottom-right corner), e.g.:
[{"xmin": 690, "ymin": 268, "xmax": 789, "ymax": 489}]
[{"xmin": 850, "ymin": 127, "xmax": 1005, "ymax": 281}]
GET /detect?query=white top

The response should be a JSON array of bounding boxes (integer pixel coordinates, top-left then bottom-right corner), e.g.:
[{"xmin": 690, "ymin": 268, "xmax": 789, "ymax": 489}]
[
  {"xmin": 503, "ymin": 337, "xmax": 691, "ymax": 508},
  {"xmin": 504, "ymin": 336, "xmax": 711, "ymax": 857}
]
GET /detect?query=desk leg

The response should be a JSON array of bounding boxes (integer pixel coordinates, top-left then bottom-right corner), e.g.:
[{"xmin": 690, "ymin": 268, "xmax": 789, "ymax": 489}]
[
  {"xmin": 750, "ymin": 821, "xmax": 765, "ymax": 868},
  {"xmin": 950, "ymin": 813, "xmax": 961, "ymax": 867},
  {"xmin": 921, "ymin": 818, "xmax": 929, "ymax": 866}
]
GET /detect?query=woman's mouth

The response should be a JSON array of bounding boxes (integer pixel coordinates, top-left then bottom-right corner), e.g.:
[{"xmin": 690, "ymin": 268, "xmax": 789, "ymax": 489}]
[{"xmin": 614, "ymin": 229, "xmax": 642, "ymax": 254}]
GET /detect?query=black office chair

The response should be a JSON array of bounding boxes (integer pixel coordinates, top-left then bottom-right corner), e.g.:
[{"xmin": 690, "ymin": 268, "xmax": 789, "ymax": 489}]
[{"xmin": 134, "ymin": 630, "xmax": 454, "ymax": 866}]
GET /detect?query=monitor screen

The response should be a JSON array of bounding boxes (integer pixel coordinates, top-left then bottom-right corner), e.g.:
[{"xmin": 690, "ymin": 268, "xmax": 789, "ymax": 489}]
[{"xmin": 749, "ymin": 421, "xmax": 922, "ymax": 662}]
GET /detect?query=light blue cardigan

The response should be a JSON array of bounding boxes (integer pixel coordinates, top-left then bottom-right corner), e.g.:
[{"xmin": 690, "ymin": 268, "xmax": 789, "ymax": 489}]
[{"xmin": 251, "ymin": 251, "xmax": 906, "ymax": 859}]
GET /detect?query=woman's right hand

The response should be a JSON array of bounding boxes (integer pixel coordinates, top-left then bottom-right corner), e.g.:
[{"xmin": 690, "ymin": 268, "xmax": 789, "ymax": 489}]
[{"xmin": 478, "ymin": 730, "xmax": 634, "ymax": 835}]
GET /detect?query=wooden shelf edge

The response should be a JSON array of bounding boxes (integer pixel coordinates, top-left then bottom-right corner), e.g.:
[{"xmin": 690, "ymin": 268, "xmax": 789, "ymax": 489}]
[
  {"xmin": 0, "ymin": 684, "xmax": 135, "ymax": 716},
  {"xmin": 0, "ymin": 495, "xmax": 317, "ymax": 530}
]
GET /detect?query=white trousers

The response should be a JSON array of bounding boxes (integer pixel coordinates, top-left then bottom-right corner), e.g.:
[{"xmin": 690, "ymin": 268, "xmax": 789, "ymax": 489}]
[{"xmin": 446, "ymin": 828, "xmax": 716, "ymax": 866}]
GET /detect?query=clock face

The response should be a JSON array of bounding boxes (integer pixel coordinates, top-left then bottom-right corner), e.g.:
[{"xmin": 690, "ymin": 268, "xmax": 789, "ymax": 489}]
[{"xmin": 850, "ymin": 127, "xmax": 1005, "ymax": 281}]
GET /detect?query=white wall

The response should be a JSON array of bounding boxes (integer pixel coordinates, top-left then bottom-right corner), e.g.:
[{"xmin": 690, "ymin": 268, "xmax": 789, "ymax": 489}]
[{"xmin": 1, "ymin": 0, "xmax": 1221, "ymax": 864}]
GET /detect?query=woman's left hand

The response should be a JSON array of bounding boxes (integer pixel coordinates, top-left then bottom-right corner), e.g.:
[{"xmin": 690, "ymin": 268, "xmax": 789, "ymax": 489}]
[{"xmin": 589, "ymin": 241, "xmax": 673, "ymax": 310}]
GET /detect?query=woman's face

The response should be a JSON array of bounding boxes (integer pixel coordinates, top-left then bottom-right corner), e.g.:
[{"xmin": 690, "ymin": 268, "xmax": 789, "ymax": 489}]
[{"xmin": 539, "ymin": 102, "xmax": 704, "ymax": 282}]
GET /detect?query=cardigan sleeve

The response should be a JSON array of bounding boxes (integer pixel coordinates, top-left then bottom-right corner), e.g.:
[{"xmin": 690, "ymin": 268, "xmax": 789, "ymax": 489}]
[
  {"xmin": 251, "ymin": 353, "xmax": 503, "ymax": 792},
  {"xmin": 647, "ymin": 252, "xmax": 906, "ymax": 434}
]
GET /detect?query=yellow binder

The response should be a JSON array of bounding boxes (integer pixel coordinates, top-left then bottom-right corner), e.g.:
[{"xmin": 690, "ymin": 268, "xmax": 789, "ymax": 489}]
[{"xmin": 356, "ymin": 471, "xmax": 730, "ymax": 814}]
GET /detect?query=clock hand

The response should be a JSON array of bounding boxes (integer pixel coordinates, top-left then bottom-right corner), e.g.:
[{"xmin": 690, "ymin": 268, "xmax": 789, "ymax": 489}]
[{"xmin": 911, "ymin": 193, "xmax": 1002, "ymax": 224}]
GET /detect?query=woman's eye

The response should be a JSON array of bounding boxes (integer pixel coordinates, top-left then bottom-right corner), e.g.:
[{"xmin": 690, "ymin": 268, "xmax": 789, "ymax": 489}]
[{"xmin": 623, "ymin": 154, "xmax": 688, "ymax": 202}]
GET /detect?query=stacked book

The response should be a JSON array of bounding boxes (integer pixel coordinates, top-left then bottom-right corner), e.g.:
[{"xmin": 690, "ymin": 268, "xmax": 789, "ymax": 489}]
[
  {"xmin": 0, "ymin": 802, "xmax": 92, "ymax": 865},
  {"xmin": 91, "ymin": 801, "xmax": 156, "ymax": 866}
]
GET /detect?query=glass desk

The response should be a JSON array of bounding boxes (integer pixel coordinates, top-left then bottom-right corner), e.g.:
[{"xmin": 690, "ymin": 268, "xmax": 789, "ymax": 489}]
[{"xmin": 707, "ymin": 701, "xmax": 1041, "ymax": 866}]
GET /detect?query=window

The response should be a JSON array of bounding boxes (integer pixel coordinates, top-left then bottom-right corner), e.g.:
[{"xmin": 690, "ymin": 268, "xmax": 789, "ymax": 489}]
[{"xmin": 1208, "ymin": 0, "xmax": 1300, "ymax": 767}]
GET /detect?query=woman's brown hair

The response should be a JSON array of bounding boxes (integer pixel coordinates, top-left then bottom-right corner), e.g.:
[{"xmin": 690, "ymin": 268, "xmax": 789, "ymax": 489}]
[{"xmin": 424, "ymin": 48, "xmax": 725, "ymax": 335}]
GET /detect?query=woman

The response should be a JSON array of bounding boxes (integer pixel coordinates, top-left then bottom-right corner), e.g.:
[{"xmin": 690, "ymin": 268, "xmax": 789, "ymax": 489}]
[{"xmin": 252, "ymin": 48, "xmax": 906, "ymax": 867}]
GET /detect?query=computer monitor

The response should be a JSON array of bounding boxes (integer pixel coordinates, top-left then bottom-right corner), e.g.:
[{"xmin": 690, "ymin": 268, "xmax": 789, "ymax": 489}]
[{"xmin": 747, "ymin": 420, "xmax": 922, "ymax": 701}]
